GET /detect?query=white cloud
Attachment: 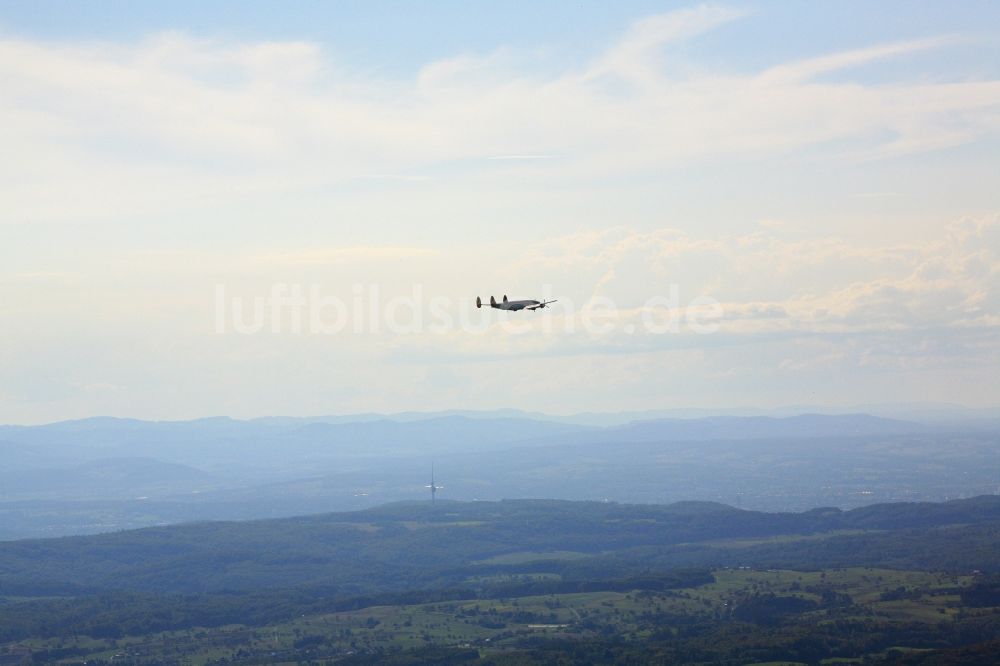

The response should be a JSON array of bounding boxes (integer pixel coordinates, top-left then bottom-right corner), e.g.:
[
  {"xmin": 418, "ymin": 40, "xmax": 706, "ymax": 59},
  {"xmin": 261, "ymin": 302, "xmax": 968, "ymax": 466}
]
[
  {"xmin": 397, "ymin": 215, "xmax": 1000, "ymax": 367},
  {"xmin": 259, "ymin": 247, "xmax": 434, "ymax": 266},
  {"xmin": 1, "ymin": 7, "xmax": 998, "ymax": 226},
  {"xmin": 584, "ymin": 4, "xmax": 748, "ymax": 85},
  {"xmin": 758, "ymin": 36, "xmax": 956, "ymax": 84}
]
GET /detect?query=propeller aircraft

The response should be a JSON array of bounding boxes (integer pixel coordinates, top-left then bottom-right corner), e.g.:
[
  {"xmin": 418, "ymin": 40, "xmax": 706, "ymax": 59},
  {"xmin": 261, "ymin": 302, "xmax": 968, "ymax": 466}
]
[{"xmin": 476, "ymin": 295, "xmax": 558, "ymax": 311}]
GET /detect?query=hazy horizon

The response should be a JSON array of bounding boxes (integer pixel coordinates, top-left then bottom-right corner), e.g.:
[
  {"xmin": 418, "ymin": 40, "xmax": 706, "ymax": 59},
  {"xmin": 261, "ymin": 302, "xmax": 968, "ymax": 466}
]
[{"xmin": 5, "ymin": 400, "xmax": 1000, "ymax": 428}]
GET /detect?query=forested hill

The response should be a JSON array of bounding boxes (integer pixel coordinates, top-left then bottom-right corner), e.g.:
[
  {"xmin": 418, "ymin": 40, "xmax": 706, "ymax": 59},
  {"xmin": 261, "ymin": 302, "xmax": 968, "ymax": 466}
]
[{"xmin": 2, "ymin": 496, "xmax": 1000, "ymax": 596}]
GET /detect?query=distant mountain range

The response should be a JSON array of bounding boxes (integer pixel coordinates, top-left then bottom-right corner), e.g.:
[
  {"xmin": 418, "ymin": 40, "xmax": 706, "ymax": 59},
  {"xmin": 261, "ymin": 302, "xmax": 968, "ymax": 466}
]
[
  {"xmin": 6, "ymin": 401, "xmax": 1000, "ymax": 430},
  {"xmin": 0, "ymin": 412, "xmax": 925, "ymax": 479},
  {"xmin": 0, "ymin": 411, "xmax": 997, "ymax": 540}
]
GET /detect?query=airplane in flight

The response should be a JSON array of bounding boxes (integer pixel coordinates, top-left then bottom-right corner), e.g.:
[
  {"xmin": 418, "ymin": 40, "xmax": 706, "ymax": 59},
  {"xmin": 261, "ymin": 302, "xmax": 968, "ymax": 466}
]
[{"xmin": 477, "ymin": 295, "xmax": 558, "ymax": 311}]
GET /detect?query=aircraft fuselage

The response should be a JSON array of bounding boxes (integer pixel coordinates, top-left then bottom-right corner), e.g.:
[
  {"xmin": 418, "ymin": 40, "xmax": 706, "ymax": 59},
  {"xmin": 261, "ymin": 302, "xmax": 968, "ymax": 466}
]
[
  {"xmin": 495, "ymin": 300, "xmax": 536, "ymax": 311},
  {"xmin": 476, "ymin": 295, "xmax": 556, "ymax": 311}
]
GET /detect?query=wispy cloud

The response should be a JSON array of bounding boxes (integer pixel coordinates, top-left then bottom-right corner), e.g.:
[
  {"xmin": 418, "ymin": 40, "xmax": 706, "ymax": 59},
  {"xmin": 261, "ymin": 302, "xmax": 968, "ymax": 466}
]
[
  {"xmin": 585, "ymin": 4, "xmax": 749, "ymax": 84},
  {"xmin": 487, "ymin": 154, "xmax": 556, "ymax": 160},
  {"xmin": 0, "ymin": 7, "xmax": 996, "ymax": 225},
  {"xmin": 261, "ymin": 247, "xmax": 435, "ymax": 266},
  {"xmin": 758, "ymin": 36, "xmax": 958, "ymax": 83}
]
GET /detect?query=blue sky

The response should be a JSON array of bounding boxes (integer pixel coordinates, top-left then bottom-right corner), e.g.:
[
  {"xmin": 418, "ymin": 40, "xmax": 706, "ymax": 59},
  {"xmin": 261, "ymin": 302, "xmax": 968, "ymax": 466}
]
[
  {"xmin": 4, "ymin": 1, "xmax": 999, "ymax": 78},
  {"xmin": 1, "ymin": 2, "xmax": 998, "ymax": 422}
]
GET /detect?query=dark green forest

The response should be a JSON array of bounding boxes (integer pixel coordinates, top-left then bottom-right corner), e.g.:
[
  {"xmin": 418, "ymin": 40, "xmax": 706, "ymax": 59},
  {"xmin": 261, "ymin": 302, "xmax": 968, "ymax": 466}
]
[{"xmin": 2, "ymin": 497, "xmax": 1000, "ymax": 664}]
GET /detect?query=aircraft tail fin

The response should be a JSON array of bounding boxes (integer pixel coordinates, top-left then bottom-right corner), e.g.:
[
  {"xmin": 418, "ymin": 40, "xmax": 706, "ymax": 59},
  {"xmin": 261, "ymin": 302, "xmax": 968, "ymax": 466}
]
[
  {"xmin": 490, "ymin": 295, "xmax": 497, "ymax": 307},
  {"xmin": 476, "ymin": 296, "xmax": 482, "ymax": 309},
  {"xmin": 503, "ymin": 295, "xmax": 508, "ymax": 303}
]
